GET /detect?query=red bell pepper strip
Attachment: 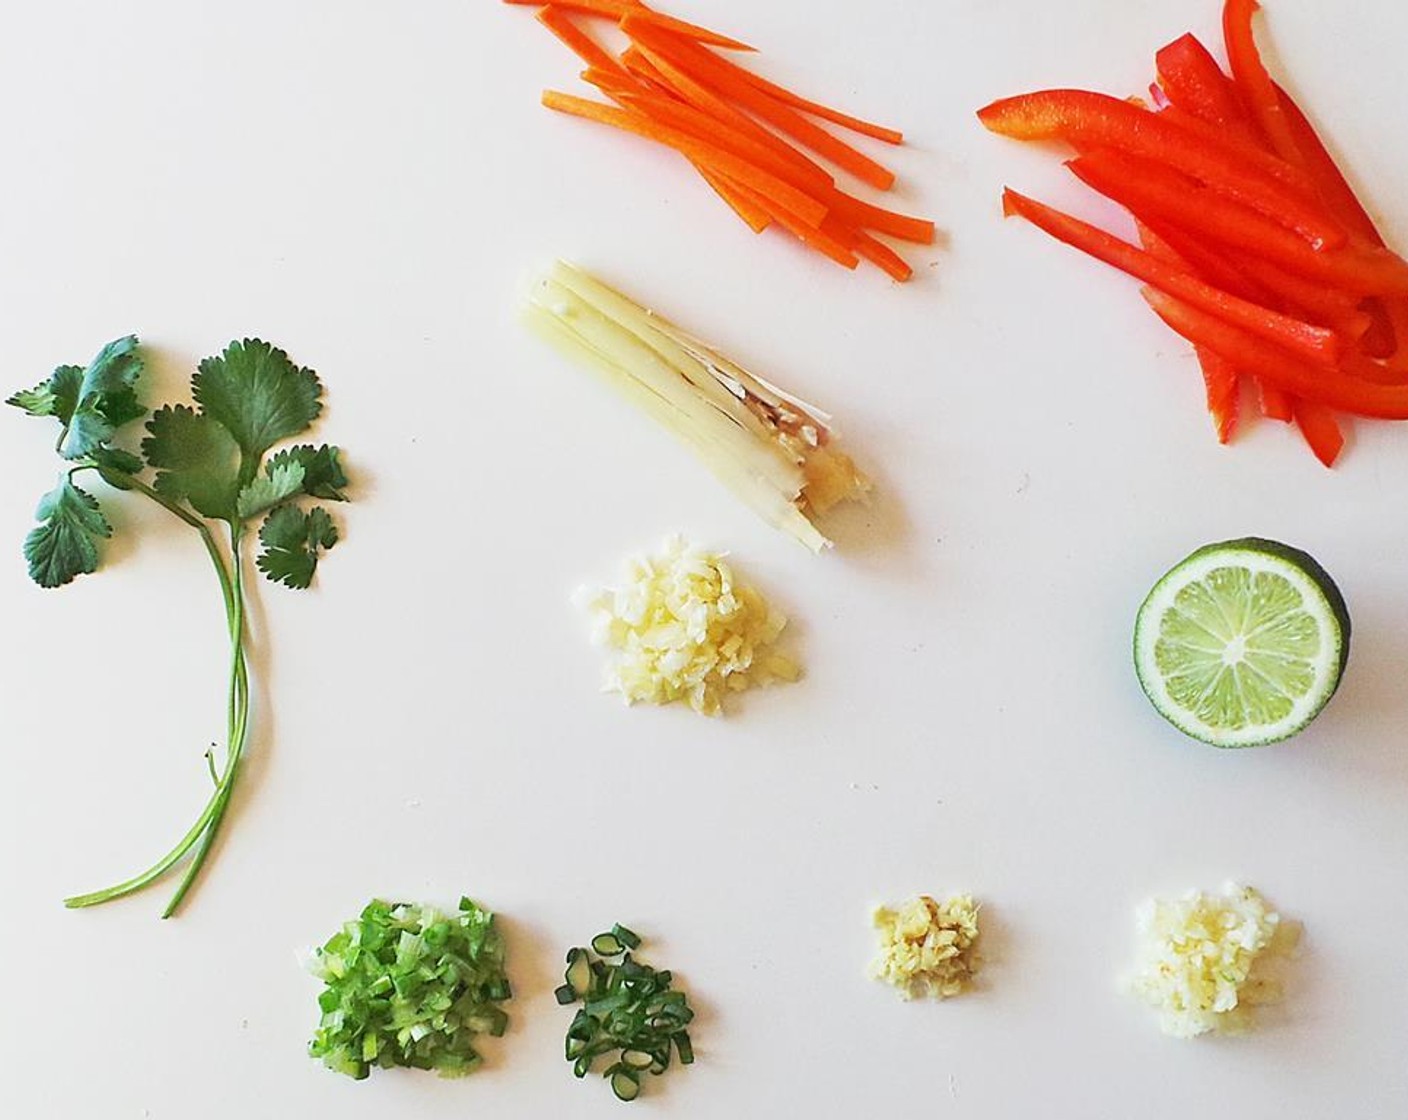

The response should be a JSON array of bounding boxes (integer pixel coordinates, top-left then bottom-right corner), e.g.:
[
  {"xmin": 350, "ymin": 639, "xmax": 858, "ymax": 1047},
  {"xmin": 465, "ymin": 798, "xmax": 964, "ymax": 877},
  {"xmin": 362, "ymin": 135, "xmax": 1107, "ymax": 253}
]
[
  {"xmin": 1274, "ymin": 83, "xmax": 1382, "ymax": 247},
  {"xmin": 1291, "ymin": 399, "xmax": 1346, "ymax": 467},
  {"xmin": 977, "ymin": 89, "xmax": 1343, "ymax": 248},
  {"xmin": 1067, "ymin": 148, "xmax": 1408, "ymax": 296},
  {"xmin": 1001, "ymin": 188, "xmax": 1341, "ymax": 367},
  {"xmin": 1143, "ymin": 288, "xmax": 1408, "ymax": 419},
  {"xmin": 1222, "ymin": 0, "xmax": 1302, "ymax": 165},
  {"xmin": 1192, "ymin": 345, "xmax": 1244, "ymax": 442},
  {"xmin": 1155, "ymin": 32, "xmax": 1261, "ymax": 147}
]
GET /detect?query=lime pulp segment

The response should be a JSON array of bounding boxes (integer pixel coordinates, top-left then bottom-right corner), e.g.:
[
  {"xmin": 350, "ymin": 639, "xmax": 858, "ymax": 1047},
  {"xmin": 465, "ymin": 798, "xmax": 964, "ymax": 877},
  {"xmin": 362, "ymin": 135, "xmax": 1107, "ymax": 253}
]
[{"xmin": 1134, "ymin": 540, "xmax": 1348, "ymax": 747}]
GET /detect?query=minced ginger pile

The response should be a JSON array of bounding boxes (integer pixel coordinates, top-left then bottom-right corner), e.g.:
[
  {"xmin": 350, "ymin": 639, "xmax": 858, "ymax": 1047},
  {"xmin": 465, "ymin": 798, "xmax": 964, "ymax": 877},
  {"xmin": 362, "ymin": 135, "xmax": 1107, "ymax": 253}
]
[
  {"xmin": 1130, "ymin": 883, "xmax": 1296, "ymax": 1038},
  {"xmin": 579, "ymin": 537, "xmax": 797, "ymax": 716},
  {"xmin": 870, "ymin": 894, "xmax": 981, "ymax": 999}
]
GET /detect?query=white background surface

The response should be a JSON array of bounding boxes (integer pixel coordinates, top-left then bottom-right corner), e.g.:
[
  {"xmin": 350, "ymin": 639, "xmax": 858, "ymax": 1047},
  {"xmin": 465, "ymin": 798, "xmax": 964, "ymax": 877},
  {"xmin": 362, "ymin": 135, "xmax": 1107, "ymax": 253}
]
[{"xmin": 3, "ymin": 1, "xmax": 1407, "ymax": 1116}]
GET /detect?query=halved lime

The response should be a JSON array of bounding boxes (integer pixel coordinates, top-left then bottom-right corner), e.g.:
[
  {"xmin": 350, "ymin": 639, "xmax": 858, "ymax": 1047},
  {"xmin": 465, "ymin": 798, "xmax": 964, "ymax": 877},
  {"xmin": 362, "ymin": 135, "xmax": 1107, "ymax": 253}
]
[{"xmin": 1133, "ymin": 538, "xmax": 1350, "ymax": 747}]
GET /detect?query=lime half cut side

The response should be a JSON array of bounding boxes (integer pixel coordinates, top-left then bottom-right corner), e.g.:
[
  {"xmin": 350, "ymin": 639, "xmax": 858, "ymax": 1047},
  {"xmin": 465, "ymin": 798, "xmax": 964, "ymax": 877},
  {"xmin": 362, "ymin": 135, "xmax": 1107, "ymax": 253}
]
[{"xmin": 1134, "ymin": 538, "xmax": 1350, "ymax": 748}]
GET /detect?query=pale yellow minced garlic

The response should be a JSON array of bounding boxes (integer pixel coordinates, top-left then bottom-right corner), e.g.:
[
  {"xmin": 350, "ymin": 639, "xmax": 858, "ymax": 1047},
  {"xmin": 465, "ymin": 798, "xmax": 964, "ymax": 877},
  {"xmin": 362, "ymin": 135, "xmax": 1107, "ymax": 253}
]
[
  {"xmin": 1129, "ymin": 883, "xmax": 1299, "ymax": 1038},
  {"xmin": 869, "ymin": 894, "xmax": 981, "ymax": 999},
  {"xmin": 579, "ymin": 537, "xmax": 798, "ymax": 716}
]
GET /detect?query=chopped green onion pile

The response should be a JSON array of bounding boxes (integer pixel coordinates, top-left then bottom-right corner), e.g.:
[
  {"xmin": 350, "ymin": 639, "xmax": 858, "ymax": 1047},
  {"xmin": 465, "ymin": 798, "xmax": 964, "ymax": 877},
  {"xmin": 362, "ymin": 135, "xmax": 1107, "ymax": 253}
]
[
  {"xmin": 557, "ymin": 924, "xmax": 696, "ymax": 1102},
  {"xmin": 309, "ymin": 897, "xmax": 511, "ymax": 1080}
]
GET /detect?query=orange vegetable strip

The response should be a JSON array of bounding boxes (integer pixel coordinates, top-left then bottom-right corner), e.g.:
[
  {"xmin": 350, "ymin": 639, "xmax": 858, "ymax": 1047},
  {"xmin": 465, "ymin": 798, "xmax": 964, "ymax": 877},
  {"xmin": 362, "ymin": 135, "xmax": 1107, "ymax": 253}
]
[
  {"xmin": 1291, "ymin": 398, "xmax": 1345, "ymax": 467},
  {"xmin": 613, "ymin": 88, "xmax": 835, "ymax": 195},
  {"xmin": 506, "ymin": 0, "xmax": 756, "ymax": 53},
  {"xmin": 1275, "ymin": 83, "xmax": 1382, "ymax": 247},
  {"xmin": 1002, "ymin": 188, "xmax": 1342, "ymax": 368},
  {"xmin": 695, "ymin": 165, "xmax": 772, "ymax": 233},
  {"xmin": 537, "ymin": 6, "xmax": 627, "ymax": 75},
  {"xmin": 1144, "ymin": 288, "xmax": 1408, "ymax": 419},
  {"xmin": 581, "ymin": 65, "xmax": 648, "ymax": 99},
  {"xmin": 1222, "ymin": 0, "xmax": 1302, "ymax": 165},
  {"xmin": 727, "ymin": 180, "xmax": 859, "ymax": 269},
  {"xmin": 623, "ymin": 19, "xmax": 897, "ymax": 190},
  {"xmin": 541, "ymin": 90, "xmax": 830, "ymax": 227},
  {"xmin": 843, "ymin": 225, "xmax": 914, "ymax": 282},
  {"xmin": 626, "ymin": 41, "xmax": 832, "ymax": 183},
  {"xmin": 825, "ymin": 193, "xmax": 935, "ymax": 245}
]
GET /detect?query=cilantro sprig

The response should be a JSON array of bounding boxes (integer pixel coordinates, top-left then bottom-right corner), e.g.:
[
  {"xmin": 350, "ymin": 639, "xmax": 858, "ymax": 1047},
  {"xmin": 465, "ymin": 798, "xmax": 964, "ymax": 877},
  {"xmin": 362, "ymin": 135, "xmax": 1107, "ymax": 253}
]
[
  {"xmin": 8, "ymin": 335, "xmax": 350, "ymax": 915},
  {"xmin": 309, "ymin": 898, "xmax": 512, "ymax": 1080}
]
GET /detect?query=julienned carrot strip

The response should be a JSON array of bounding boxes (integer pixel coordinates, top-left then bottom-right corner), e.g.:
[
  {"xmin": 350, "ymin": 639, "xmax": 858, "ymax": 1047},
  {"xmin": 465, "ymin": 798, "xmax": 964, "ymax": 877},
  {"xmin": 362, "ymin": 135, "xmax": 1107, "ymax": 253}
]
[
  {"xmin": 504, "ymin": 0, "xmax": 756, "ymax": 53},
  {"xmin": 537, "ymin": 6, "xmax": 626, "ymax": 75},
  {"xmin": 1002, "ymin": 188, "xmax": 1342, "ymax": 367},
  {"xmin": 695, "ymin": 165, "xmax": 772, "ymax": 233},
  {"xmin": 1221, "ymin": 0, "xmax": 1301, "ymax": 165},
  {"xmin": 613, "ymin": 88, "xmax": 834, "ymax": 196},
  {"xmin": 625, "ymin": 42, "xmax": 833, "ymax": 184},
  {"xmin": 1292, "ymin": 399, "xmax": 1345, "ymax": 467},
  {"xmin": 623, "ymin": 19, "xmax": 897, "ymax": 191},
  {"xmin": 840, "ymin": 224, "xmax": 914, "ymax": 282},
  {"xmin": 1144, "ymin": 288, "xmax": 1408, "ymax": 420},
  {"xmin": 581, "ymin": 65, "xmax": 646, "ymax": 99},
  {"xmin": 717, "ymin": 55, "xmax": 903, "ymax": 144},
  {"xmin": 727, "ymin": 180, "xmax": 858, "ymax": 269},
  {"xmin": 825, "ymin": 193, "xmax": 935, "ymax": 245},
  {"xmin": 541, "ymin": 91, "xmax": 830, "ymax": 227}
]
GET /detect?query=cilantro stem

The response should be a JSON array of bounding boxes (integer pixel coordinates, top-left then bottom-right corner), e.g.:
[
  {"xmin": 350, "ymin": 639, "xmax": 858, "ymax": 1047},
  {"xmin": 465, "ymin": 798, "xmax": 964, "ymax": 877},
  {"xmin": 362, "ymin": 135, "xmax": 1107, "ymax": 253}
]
[{"xmin": 62, "ymin": 478, "xmax": 252, "ymax": 915}]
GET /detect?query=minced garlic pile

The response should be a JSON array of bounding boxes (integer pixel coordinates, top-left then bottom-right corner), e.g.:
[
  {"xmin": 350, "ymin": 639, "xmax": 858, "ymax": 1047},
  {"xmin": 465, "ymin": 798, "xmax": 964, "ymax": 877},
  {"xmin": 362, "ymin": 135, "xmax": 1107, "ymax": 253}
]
[
  {"xmin": 579, "ymin": 537, "xmax": 798, "ymax": 716},
  {"xmin": 1130, "ymin": 883, "xmax": 1295, "ymax": 1038},
  {"xmin": 869, "ymin": 894, "xmax": 981, "ymax": 999}
]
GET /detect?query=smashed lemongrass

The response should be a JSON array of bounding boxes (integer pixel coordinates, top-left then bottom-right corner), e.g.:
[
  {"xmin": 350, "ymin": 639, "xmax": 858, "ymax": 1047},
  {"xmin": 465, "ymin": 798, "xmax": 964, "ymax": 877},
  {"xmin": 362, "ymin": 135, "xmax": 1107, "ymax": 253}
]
[
  {"xmin": 578, "ymin": 536, "xmax": 797, "ymax": 716},
  {"xmin": 527, "ymin": 261, "xmax": 869, "ymax": 550}
]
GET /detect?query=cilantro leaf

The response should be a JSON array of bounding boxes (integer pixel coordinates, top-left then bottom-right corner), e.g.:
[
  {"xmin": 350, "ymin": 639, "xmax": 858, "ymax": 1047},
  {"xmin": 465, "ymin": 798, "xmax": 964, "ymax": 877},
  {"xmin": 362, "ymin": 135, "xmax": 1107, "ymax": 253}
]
[
  {"xmin": 12, "ymin": 336, "xmax": 147, "ymax": 460},
  {"xmin": 236, "ymin": 459, "xmax": 306, "ymax": 519},
  {"xmin": 7, "ymin": 364, "xmax": 84, "ymax": 420},
  {"xmin": 265, "ymin": 444, "xmax": 348, "ymax": 501},
  {"xmin": 192, "ymin": 339, "xmax": 322, "ymax": 468},
  {"xmin": 142, "ymin": 405, "xmax": 242, "ymax": 521},
  {"xmin": 91, "ymin": 446, "xmax": 145, "ymax": 489},
  {"xmin": 256, "ymin": 505, "xmax": 338, "ymax": 589},
  {"xmin": 24, "ymin": 477, "xmax": 112, "ymax": 587}
]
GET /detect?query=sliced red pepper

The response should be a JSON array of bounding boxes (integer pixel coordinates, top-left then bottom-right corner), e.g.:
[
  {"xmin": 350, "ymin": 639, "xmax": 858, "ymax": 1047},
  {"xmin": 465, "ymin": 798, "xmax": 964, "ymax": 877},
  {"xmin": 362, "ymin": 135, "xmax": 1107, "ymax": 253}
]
[
  {"xmin": 977, "ymin": 89, "xmax": 1343, "ymax": 248},
  {"xmin": 1275, "ymin": 83, "xmax": 1383, "ymax": 247},
  {"xmin": 1292, "ymin": 399, "xmax": 1346, "ymax": 467},
  {"xmin": 1144, "ymin": 288, "xmax": 1408, "ymax": 419},
  {"xmin": 1257, "ymin": 380, "xmax": 1295, "ymax": 422},
  {"xmin": 1191, "ymin": 344, "xmax": 1243, "ymax": 442},
  {"xmin": 1222, "ymin": 0, "xmax": 1302, "ymax": 165},
  {"xmin": 1002, "ymin": 188, "xmax": 1341, "ymax": 367},
  {"xmin": 1067, "ymin": 148, "xmax": 1408, "ymax": 296},
  {"xmin": 1155, "ymin": 32, "xmax": 1260, "ymax": 146}
]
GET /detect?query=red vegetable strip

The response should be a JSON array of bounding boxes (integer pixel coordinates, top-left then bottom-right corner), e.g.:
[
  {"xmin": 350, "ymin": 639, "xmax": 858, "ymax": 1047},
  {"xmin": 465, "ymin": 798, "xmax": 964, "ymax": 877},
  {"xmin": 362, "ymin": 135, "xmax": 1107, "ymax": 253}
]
[
  {"xmin": 623, "ymin": 19, "xmax": 897, "ymax": 190},
  {"xmin": 695, "ymin": 165, "xmax": 772, "ymax": 233},
  {"xmin": 1147, "ymin": 104, "xmax": 1304, "ymax": 190},
  {"xmin": 625, "ymin": 42, "xmax": 833, "ymax": 184},
  {"xmin": 504, "ymin": 0, "xmax": 756, "ymax": 53},
  {"xmin": 1144, "ymin": 288, "xmax": 1408, "ymax": 419},
  {"xmin": 1275, "ymin": 83, "xmax": 1382, "ymax": 247},
  {"xmin": 727, "ymin": 180, "xmax": 859, "ymax": 269},
  {"xmin": 977, "ymin": 89, "xmax": 1342, "ymax": 248},
  {"xmin": 537, "ymin": 6, "xmax": 627, "ymax": 75},
  {"xmin": 1292, "ymin": 399, "xmax": 1345, "ymax": 467},
  {"xmin": 1002, "ymin": 187, "xmax": 1341, "ymax": 367},
  {"xmin": 1137, "ymin": 221, "xmax": 1244, "ymax": 439},
  {"xmin": 541, "ymin": 91, "xmax": 830, "ymax": 227},
  {"xmin": 1222, "ymin": 0, "xmax": 1301, "ymax": 164},
  {"xmin": 824, "ymin": 192, "xmax": 935, "ymax": 245},
  {"xmin": 1257, "ymin": 380, "xmax": 1295, "ymax": 422},
  {"xmin": 1233, "ymin": 255, "xmax": 1374, "ymax": 337},
  {"xmin": 1067, "ymin": 149, "xmax": 1408, "ymax": 296},
  {"xmin": 1154, "ymin": 33, "xmax": 1259, "ymax": 145}
]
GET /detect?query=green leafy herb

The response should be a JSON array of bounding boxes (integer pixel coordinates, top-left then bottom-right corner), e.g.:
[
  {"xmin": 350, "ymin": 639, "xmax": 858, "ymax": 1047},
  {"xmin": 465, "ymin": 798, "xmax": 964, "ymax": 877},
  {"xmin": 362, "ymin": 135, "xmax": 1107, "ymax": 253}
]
[
  {"xmin": 9, "ymin": 335, "xmax": 352, "ymax": 916},
  {"xmin": 309, "ymin": 898, "xmax": 512, "ymax": 1081},
  {"xmin": 558, "ymin": 925, "xmax": 696, "ymax": 1102}
]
